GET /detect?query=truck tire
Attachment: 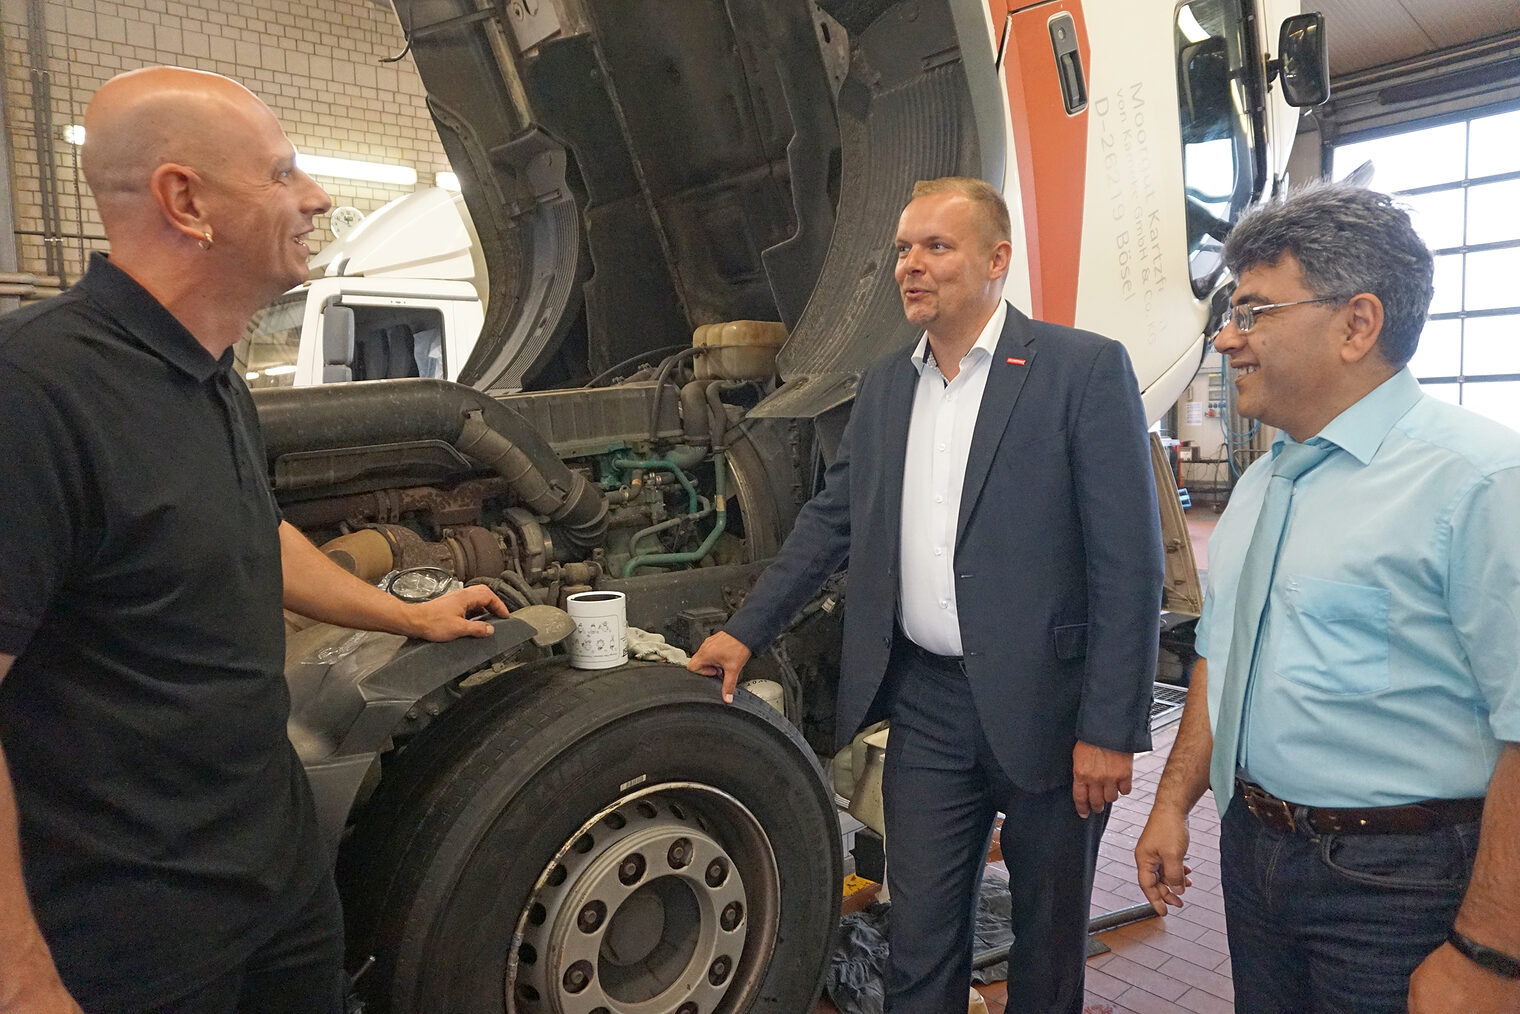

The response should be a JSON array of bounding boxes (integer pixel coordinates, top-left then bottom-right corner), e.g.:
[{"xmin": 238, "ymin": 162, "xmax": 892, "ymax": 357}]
[{"xmin": 338, "ymin": 658, "xmax": 842, "ymax": 1014}]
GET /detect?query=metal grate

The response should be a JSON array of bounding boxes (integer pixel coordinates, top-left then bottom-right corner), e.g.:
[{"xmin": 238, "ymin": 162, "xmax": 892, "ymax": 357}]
[{"xmin": 1150, "ymin": 682, "xmax": 1189, "ymax": 732}]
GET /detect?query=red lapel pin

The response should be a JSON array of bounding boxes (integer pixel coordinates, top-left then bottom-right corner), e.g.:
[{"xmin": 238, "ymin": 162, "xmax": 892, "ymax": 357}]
[{"xmin": 1006, "ymin": 357, "xmax": 1026, "ymax": 365}]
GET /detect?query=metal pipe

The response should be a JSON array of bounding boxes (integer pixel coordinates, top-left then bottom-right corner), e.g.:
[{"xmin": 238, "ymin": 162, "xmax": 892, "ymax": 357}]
[
  {"xmin": 625, "ymin": 496, "xmax": 712, "ymax": 562},
  {"xmin": 26, "ymin": 0, "xmax": 64, "ymax": 281},
  {"xmin": 970, "ymin": 903, "xmax": 1159, "ymax": 971},
  {"xmin": 622, "ymin": 453, "xmax": 728, "ymax": 576},
  {"xmin": 611, "ymin": 455, "xmax": 700, "ymax": 515},
  {"xmin": 253, "ymin": 379, "xmax": 608, "ymax": 548},
  {"xmin": 0, "ymin": 57, "xmax": 20, "ymax": 313}
]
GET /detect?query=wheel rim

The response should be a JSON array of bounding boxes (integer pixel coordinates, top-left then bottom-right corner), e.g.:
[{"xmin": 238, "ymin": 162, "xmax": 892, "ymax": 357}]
[{"xmin": 507, "ymin": 783, "xmax": 780, "ymax": 1014}]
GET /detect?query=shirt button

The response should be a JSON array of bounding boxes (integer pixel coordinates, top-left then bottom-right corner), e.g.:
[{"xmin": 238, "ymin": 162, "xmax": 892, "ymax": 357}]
[
  {"xmin": 937, "ymin": 443, "xmax": 947, "ymax": 452},
  {"xmin": 934, "ymin": 494, "xmax": 944, "ymax": 504},
  {"xmin": 939, "ymin": 600, "xmax": 949, "ymax": 609},
  {"xmin": 934, "ymin": 548, "xmax": 943, "ymax": 556}
]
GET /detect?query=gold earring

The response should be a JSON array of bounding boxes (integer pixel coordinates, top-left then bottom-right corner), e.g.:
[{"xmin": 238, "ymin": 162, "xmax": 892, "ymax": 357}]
[{"xmin": 198, "ymin": 230, "xmax": 213, "ymax": 251}]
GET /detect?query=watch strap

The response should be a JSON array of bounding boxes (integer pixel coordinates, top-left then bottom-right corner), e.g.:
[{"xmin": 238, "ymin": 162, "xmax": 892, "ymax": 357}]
[{"xmin": 1448, "ymin": 929, "xmax": 1520, "ymax": 979}]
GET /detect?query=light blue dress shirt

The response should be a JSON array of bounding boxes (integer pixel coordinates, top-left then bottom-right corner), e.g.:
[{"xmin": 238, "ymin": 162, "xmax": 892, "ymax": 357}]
[{"xmin": 1196, "ymin": 369, "xmax": 1520, "ymax": 807}]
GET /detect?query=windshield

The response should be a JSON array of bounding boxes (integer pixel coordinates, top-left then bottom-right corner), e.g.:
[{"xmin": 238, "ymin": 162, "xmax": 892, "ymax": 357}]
[
  {"xmin": 1174, "ymin": 0, "xmax": 1260, "ymax": 297},
  {"xmin": 236, "ymin": 293, "xmax": 304, "ymax": 388}
]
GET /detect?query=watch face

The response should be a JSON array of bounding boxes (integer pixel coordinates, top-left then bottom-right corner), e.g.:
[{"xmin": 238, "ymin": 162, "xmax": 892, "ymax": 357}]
[{"xmin": 330, "ymin": 206, "xmax": 365, "ymax": 239}]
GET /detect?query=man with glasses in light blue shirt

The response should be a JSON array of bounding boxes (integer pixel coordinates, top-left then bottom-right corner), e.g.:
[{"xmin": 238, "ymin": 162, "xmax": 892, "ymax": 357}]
[{"xmin": 1133, "ymin": 182, "xmax": 1520, "ymax": 1014}]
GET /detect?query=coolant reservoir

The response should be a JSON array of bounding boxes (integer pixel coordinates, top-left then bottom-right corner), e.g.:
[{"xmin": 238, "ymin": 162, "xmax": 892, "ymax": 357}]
[{"xmin": 692, "ymin": 320, "xmax": 787, "ymax": 381}]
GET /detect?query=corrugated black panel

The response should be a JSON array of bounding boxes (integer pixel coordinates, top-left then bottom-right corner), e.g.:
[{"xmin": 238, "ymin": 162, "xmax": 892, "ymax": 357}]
[{"xmin": 754, "ymin": 61, "xmax": 979, "ymax": 418}]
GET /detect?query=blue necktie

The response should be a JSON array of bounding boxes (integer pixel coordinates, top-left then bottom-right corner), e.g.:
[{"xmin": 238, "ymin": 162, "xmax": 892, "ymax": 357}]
[{"xmin": 1209, "ymin": 440, "xmax": 1333, "ymax": 816}]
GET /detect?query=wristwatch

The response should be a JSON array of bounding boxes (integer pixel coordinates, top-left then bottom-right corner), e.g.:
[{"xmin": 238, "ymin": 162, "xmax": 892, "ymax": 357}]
[{"xmin": 1448, "ymin": 929, "xmax": 1520, "ymax": 979}]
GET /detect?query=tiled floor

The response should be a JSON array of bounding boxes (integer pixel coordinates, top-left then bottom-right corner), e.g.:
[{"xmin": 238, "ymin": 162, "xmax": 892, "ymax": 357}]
[{"xmin": 816, "ymin": 515, "xmax": 1227, "ymax": 1014}]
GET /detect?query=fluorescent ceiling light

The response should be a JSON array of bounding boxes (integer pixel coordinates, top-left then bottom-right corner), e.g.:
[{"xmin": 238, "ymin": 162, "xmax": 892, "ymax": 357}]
[
  {"xmin": 263, "ymin": 364, "xmax": 299, "ymax": 376},
  {"xmin": 297, "ymin": 153, "xmax": 418, "ymax": 186},
  {"xmin": 436, "ymin": 171, "xmax": 461, "ymax": 191},
  {"xmin": 63, "ymin": 124, "xmax": 86, "ymax": 145},
  {"xmin": 245, "ymin": 371, "xmax": 260, "ymax": 380}
]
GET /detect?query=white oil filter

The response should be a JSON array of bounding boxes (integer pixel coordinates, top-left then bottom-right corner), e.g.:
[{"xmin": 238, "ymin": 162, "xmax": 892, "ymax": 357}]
[{"xmin": 565, "ymin": 591, "xmax": 628, "ymax": 669}]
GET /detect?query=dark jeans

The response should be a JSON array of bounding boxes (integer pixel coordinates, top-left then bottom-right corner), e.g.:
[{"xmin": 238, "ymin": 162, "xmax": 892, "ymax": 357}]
[
  {"xmin": 147, "ymin": 873, "xmax": 347, "ymax": 1014},
  {"xmin": 881, "ymin": 640, "xmax": 1106, "ymax": 1014},
  {"xmin": 1219, "ymin": 792, "xmax": 1479, "ymax": 1014}
]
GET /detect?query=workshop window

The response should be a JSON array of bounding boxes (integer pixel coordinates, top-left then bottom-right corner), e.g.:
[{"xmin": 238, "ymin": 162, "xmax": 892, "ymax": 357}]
[{"xmin": 1333, "ymin": 104, "xmax": 1520, "ymax": 433}]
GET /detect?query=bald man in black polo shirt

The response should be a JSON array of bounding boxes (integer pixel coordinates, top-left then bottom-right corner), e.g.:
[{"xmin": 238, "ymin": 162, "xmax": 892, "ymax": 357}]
[{"xmin": 0, "ymin": 68, "xmax": 507, "ymax": 1014}]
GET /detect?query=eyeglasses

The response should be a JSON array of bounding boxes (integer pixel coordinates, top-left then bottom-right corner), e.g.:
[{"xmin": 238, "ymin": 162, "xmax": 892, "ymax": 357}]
[{"xmin": 1215, "ymin": 296, "xmax": 1341, "ymax": 335}]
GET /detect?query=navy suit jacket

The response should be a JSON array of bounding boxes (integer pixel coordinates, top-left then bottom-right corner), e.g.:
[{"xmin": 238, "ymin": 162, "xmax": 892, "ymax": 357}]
[{"xmin": 726, "ymin": 304, "xmax": 1165, "ymax": 792}]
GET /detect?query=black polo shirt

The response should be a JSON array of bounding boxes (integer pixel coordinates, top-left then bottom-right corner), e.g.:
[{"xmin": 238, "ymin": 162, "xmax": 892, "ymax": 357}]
[{"xmin": 0, "ymin": 254, "xmax": 324, "ymax": 1008}]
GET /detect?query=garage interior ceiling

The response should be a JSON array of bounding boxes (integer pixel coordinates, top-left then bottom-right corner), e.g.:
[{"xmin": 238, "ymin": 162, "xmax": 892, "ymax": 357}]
[
  {"xmin": 1313, "ymin": 0, "xmax": 1520, "ymax": 77},
  {"xmin": 359, "ymin": 1, "xmax": 1516, "ymax": 83}
]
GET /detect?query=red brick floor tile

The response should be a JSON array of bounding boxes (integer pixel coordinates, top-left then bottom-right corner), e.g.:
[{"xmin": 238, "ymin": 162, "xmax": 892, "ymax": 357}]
[
  {"xmin": 1084, "ymin": 999, "xmax": 1142, "ymax": 1014},
  {"xmin": 1195, "ymin": 927, "xmax": 1233, "ymax": 953},
  {"xmin": 1084, "ymin": 964, "xmax": 1133, "ymax": 1001},
  {"xmin": 1175, "ymin": 986, "xmax": 1236, "ymax": 1014},
  {"xmin": 1155, "ymin": 955, "xmax": 1234, "ymax": 1001},
  {"xmin": 1110, "ymin": 923, "xmax": 1228, "ymax": 970},
  {"xmin": 1114, "ymin": 985, "xmax": 1189, "ymax": 1013},
  {"xmin": 1099, "ymin": 933, "xmax": 1174, "ymax": 970},
  {"xmin": 1097, "ymin": 955, "xmax": 1190, "ymax": 1001},
  {"xmin": 1171, "ymin": 903, "xmax": 1229, "ymax": 934}
]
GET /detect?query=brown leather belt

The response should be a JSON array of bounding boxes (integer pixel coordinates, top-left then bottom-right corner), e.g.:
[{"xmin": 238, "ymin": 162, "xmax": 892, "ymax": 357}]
[{"xmin": 1236, "ymin": 779, "xmax": 1485, "ymax": 836}]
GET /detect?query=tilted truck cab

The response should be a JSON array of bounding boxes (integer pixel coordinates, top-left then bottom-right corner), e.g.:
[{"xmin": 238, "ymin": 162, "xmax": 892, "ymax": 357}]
[{"xmin": 259, "ymin": 2, "xmax": 1326, "ymax": 1011}]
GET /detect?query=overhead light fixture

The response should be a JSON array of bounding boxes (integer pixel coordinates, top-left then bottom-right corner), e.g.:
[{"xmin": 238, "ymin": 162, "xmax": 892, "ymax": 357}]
[
  {"xmin": 435, "ymin": 171, "xmax": 461, "ymax": 191},
  {"xmin": 63, "ymin": 124, "xmax": 86, "ymax": 145},
  {"xmin": 263, "ymin": 364, "xmax": 299, "ymax": 376},
  {"xmin": 1178, "ymin": 5, "xmax": 1210, "ymax": 45},
  {"xmin": 245, "ymin": 371, "xmax": 260, "ymax": 380},
  {"xmin": 297, "ymin": 153, "xmax": 418, "ymax": 186}
]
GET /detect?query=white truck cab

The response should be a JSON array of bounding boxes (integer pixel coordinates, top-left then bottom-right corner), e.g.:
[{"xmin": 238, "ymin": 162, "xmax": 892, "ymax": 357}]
[{"xmin": 234, "ymin": 187, "xmax": 486, "ymax": 389}]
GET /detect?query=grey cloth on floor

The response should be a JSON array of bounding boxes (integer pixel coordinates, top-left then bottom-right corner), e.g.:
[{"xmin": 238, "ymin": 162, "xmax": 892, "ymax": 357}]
[
  {"xmin": 825, "ymin": 902, "xmax": 892, "ymax": 1014},
  {"xmin": 971, "ymin": 877, "xmax": 1014, "ymax": 983},
  {"xmin": 824, "ymin": 880, "xmax": 1014, "ymax": 1014}
]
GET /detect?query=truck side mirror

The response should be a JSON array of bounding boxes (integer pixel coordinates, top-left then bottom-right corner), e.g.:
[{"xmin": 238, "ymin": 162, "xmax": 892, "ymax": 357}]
[
  {"xmin": 1271, "ymin": 13, "xmax": 1329, "ymax": 108},
  {"xmin": 322, "ymin": 305, "xmax": 355, "ymax": 383}
]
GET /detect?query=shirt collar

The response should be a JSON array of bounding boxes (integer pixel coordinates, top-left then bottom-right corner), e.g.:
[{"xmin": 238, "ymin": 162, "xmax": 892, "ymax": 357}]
[
  {"xmin": 909, "ymin": 299, "xmax": 1008, "ymax": 376},
  {"xmin": 1271, "ymin": 368, "xmax": 1423, "ymax": 465},
  {"xmin": 75, "ymin": 252, "xmax": 231, "ymax": 382}
]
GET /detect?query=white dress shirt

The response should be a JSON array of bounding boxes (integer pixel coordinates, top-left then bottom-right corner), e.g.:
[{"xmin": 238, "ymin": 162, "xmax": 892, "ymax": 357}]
[{"xmin": 897, "ymin": 300, "xmax": 1008, "ymax": 656}]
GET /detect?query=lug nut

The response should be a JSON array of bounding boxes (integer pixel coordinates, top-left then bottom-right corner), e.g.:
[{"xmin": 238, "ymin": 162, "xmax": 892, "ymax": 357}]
[
  {"xmin": 619, "ymin": 852, "xmax": 647, "ymax": 885},
  {"xmin": 721, "ymin": 901, "xmax": 744, "ymax": 931},
  {"xmin": 708, "ymin": 955, "xmax": 732, "ymax": 986},
  {"xmin": 563, "ymin": 960, "xmax": 593, "ymax": 993},
  {"xmin": 668, "ymin": 838, "xmax": 693, "ymax": 869},
  {"xmin": 705, "ymin": 858, "xmax": 728, "ymax": 887},
  {"xmin": 577, "ymin": 901, "xmax": 607, "ymax": 933}
]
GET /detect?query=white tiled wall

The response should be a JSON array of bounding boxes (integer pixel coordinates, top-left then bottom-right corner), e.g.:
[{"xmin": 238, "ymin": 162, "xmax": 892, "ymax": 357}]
[{"xmin": 1, "ymin": 0, "xmax": 452, "ymax": 281}]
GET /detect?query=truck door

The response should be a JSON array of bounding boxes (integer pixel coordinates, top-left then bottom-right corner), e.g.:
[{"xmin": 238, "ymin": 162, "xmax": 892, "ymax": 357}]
[
  {"xmin": 990, "ymin": 0, "xmax": 1272, "ymax": 421},
  {"xmin": 322, "ymin": 298, "xmax": 453, "ymax": 383}
]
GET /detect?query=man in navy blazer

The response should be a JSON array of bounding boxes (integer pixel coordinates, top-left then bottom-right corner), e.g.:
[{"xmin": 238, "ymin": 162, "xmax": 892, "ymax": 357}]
[{"xmin": 689, "ymin": 177, "xmax": 1164, "ymax": 1014}]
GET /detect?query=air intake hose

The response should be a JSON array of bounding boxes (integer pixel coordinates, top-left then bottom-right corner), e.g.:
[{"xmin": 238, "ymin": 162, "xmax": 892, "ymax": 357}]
[{"xmin": 254, "ymin": 379, "xmax": 607, "ymax": 548}]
